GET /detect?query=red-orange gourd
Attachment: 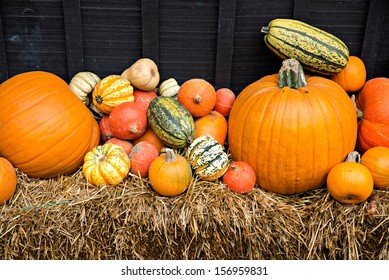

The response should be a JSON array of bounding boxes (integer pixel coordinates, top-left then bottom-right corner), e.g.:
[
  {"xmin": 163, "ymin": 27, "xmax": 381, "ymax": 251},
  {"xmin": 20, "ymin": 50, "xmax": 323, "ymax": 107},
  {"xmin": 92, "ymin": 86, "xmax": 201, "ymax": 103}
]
[
  {"xmin": 99, "ymin": 115, "xmax": 113, "ymax": 142},
  {"xmin": 214, "ymin": 88, "xmax": 236, "ymax": 116},
  {"xmin": 331, "ymin": 56, "xmax": 366, "ymax": 92},
  {"xmin": 194, "ymin": 110, "xmax": 228, "ymax": 146},
  {"xmin": 355, "ymin": 77, "xmax": 389, "ymax": 153},
  {"xmin": 222, "ymin": 161, "xmax": 256, "ymax": 193},
  {"xmin": 129, "ymin": 141, "xmax": 159, "ymax": 177},
  {"xmin": 133, "ymin": 89, "xmax": 158, "ymax": 112},
  {"xmin": 228, "ymin": 59, "xmax": 357, "ymax": 194},
  {"xmin": 132, "ymin": 126, "xmax": 165, "ymax": 152},
  {"xmin": 0, "ymin": 157, "xmax": 17, "ymax": 205},
  {"xmin": 0, "ymin": 71, "xmax": 100, "ymax": 178},
  {"xmin": 177, "ymin": 78, "xmax": 216, "ymax": 117},
  {"xmin": 361, "ymin": 146, "xmax": 389, "ymax": 189},
  {"xmin": 106, "ymin": 137, "xmax": 133, "ymax": 155}
]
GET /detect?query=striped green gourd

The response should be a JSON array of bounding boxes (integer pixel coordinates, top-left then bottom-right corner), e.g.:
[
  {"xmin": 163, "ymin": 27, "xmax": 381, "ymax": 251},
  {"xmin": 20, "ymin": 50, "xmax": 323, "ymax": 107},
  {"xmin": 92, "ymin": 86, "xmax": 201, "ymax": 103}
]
[
  {"xmin": 147, "ymin": 96, "xmax": 195, "ymax": 149},
  {"xmin": 261, "ymin": 18, "xmax": 349, "ymax": 75},
  {"xmin": 186, "ymin": 135, "xmax": 229, "ymax": 181}
]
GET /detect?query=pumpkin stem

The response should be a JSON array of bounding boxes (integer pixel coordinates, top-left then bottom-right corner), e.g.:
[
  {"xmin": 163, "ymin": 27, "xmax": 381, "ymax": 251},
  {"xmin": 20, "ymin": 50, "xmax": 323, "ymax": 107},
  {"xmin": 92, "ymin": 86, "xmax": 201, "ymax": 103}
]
[
  {"xmin": 346, "ymin": 151, "xmax": 361, "ymax": 163},
  {"xmin": 260, "ymin": 26, "xmax": 270, "ymax": 34},
  {"xmin": 194, "ymin": 94, "xmax": 202, "ymax": 104},
  {"xmin": 278, "ymin": 59, "xmax": 308, "ymax": 89},
  {"xmin": 351, "ymin": 94, "xmax": 364, "ymax": 119},
  {"xmin": 165, "ymin": 148, "xmax": 177, "ymax": 162}
]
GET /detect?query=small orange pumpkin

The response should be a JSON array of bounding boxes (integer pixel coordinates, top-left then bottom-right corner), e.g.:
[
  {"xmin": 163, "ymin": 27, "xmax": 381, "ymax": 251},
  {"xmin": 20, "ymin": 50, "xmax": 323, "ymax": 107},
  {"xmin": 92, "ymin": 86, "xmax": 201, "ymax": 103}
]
[
  {"xmin": 331, "ymin": 56, "xmax": 366, "ymax": 92},
  {"xmin": 99, "ymin": 115, "xmax": 113, "ymax": 142},
  {"xmin": 222, "ymin": 161, "xmax": 256, "ymax": 193},
  {"xmin": 214, "ymin": 88, "xmax": 236, "ymax": 116},
  {"xmin": 0, "ymin": 157, "xmax": 17, "ymax": 205},
  {"xmin": 132, "ymin": 126, "xmax": 165, "ymax": 152},
  {"xmin": 194, "ymin": 110, "xmax": 227, "ymax": 146},
  {"xmin": 129, "ymin": 141, "xmax": 159, "ymax": 177},
  {"xmin": 92, "ymin": 75, "xmax": 134, "ymax": 114},
  {"xmin": 177, "ymin": 78, "xmax": 216, "ymax": 117},
  {"xmin": 361, "ymin": 146, "xmax": 389, "ymax": 189},
  {"xmin": 133, "ymin": 89, "xmax": 158, "ymax": 112},
  {"xmin": 327, "ymin": 151, "xmax": 374, "ymax": 204},
  {"xmin": 149, "ymin": 148, "xmax": 192, "ymax": 196}
]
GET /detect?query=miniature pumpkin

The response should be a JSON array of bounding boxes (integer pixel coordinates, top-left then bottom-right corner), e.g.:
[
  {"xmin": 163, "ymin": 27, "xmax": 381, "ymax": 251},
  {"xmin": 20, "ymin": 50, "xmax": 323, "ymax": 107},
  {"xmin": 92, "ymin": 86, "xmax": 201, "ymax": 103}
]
[
  {"xmin": 109, "ymin": 101, "xmax": 148, "ymax": 140},
  {"xmin": 222, "ymin": 161, "xmax": 256, "ymax": 193},
  {"xmin": 0, "ymin": 71, "xmax": 100, "ymax": 178},
  {"xmin": 132, "ymin": 126, "xmax": 165, "ymax": 152},
  {"xmin": 177, "ymin": 78, "xmax": 217, "ymax": 117},
  {"xmin": 0, "ymin": 157, "xmax": 17, "ymax": 205},
  {"xmin": 228, "ymin": 59, "xmax": 357, "ymax": 194},
  {"xmin": 121, "ymin": 58, "xmax": 160, "ymax": 91},
  {"xmin": 133, "ymin": 89, "xmax": 158, "ymax": 112},
  {"xmin": 69, "ymin": 71, "xmax": 100, "ymax": 106},
  {"xmin": 129, "ymin": 141, "xmax": 159, "ymax": 177},
  {"xmin": 331, "ymin": 56, "xmax": 366, "ymax": 92},
  {"xmin": 106, "ymin": 137, "xmax": 133, "ymax": 155},
  {"xmin": 82, "ymin": 143, "xmax": 131, "ymax": 187},
  {"xmin": 214, "ymin": 88, "xmax": 236, "ymax": 116},
  {"xmin": 186, "ymin": 135, "xmax": 229, "ymax": 181},
  {"xmin": 159, "ymin": 78, "xmax": 180, "ymax": 97},
  {"xmin": 327, "ymin": 151, "xmax": 373, "ymax": 204},
  {"xmin": 194, "ymin": 110, "xmax": 227, "ymax": 146},
  {"xmin": 361, "ymin": 146, "xmax": 389, "ymax": 189},
  {"xmin": 355, "ymin": 77, "xmax": 389, "ymax": 153},
  {"xmin": 149, "ymin": 148, "xmax": 192, "ymax": 196},
  {"xmin": 92, "ymin": 75, "xmax": 134, "ymax": 114},
  {"xmin": 99, "ymin": 115, "xmax": 113, "ymax": 142}
]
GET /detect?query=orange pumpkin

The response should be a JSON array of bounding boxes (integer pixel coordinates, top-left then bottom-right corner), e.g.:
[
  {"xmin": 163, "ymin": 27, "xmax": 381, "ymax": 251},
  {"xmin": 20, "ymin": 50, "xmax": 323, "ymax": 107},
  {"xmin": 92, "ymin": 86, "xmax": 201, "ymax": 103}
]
[
  {"xmin": 177, "ymin": 78, "xmax": 216, "ymax": 117},
  {"xmin": 92, "ymin": 75, "xmax": 134, "ymax": 114},
  {"xmin": 99, "ymin": 115, "xmax": 113, "ymax": 142},
  {"xmin": 129, "ymin": 141, "xmax": 159, "ymax": 177},
  {"xmin": 149, "ymin": 148, "xmax": 192, "ymax": 196},
  {"xmin": 327, "ymin": 151, "xmax": 373, "ymax": 204},
  {"xmin": 0, "ymin": 71, "xmax": 100, "ymax": 178},
  {"xmin": 106, "ymin": 137, "xmax": 133, "ymax": 155},
  {"xmin": 0, "ymin": 157, "xmax": 17, "ymax": 205},
  {"xmin": 214, "ymin": 88, "xmax": 236, "ymax": 116},
  {"xmin": 355, "ymin": 77, "xmax": 389, "ymax": 153},
  {"xmin": 228, "ymin": 59, "xmax": 357, "ymax": 194},
  {"xmin": 194, "ymin": 110, "xmax": 227, "ymax": 146},
  {"xmin": 133, "ymin": 89, "xmax": 158, "ymax": 112},
  {"xmin": 361, "ymin": 146, "xmax": 389, "ymax": 189},
  {"xmin": 331, "ymin": 56, "xmax": 366, "ymax": 92}
]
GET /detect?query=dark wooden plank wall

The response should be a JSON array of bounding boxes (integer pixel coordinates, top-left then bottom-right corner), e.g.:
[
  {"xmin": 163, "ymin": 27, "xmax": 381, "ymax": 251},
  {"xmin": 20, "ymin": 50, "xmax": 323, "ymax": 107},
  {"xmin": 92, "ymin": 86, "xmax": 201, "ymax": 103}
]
[{"xmin": 0, "ymin": 0, "xmax": 388, "ymax": 94}]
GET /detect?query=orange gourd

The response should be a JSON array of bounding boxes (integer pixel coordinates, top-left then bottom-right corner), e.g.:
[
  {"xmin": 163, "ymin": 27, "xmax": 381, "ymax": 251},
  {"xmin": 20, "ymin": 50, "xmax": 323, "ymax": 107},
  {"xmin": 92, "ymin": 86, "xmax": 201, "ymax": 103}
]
[
  {"xmin": 0, "ymin": 71, "xmax": 100, "ymax": 178},
  {"xmin": 327, "ymin": 151, "xmax": 373, "ymax": 204},
  {"xmin": 194, "ymin": 110, "xmax": 227, "ymax": 146},
  {"xmin": 228, "ymin": 59, "xmax": 357, "ymax": 194},
  {"xmin": 99, "ymin": 115, "xmax": 113, "ymax": 142},
  {"xmin": 355, "ymin": 77, "xmax": 389, "ymax": 153},
  {"xmin": 132, "ymin": 126, "xmax": 165, "ymax": 152},
  {"xmin": 133, "ymin": 89, "xmax": 158, "ymax": 112},
  {"xmin": 177, "ymin": 78, "xmax": 216, "ymax": 117},
  {"xmin": 0, "ymin": 157, "xmax": 17, "ymax": 205},
  {"xmin": 361, "ymin": 146, "xmax": 389, "ymax": 189},
  {"xmin": 214, "ymin": 88, "xmax": 236, "ymax": 116},
  {"xmin": 149, "ymin": 148, "xmax": 192, "ymax": 196},
  {"xmin": 92, "ymin": 75, "xmax": 134, "ymax": 114},
  {"xmin": 331, "ymin": 56, "xmax": 366, "ymax": 92},
  {"xmin": 222, "ymin": 161, "xmax": 256, "ymax": 194}
]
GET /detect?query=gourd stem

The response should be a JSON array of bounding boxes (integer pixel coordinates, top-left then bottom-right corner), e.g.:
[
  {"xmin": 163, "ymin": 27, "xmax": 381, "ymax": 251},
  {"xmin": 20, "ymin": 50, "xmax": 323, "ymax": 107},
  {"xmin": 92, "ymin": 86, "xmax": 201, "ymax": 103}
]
[
  {"xmin": 261, "ymin": 26, "xmax": 270, "ymax": 34},
  {"xmin": 351, "ymin": 94, "xmax": 364, "ymax": 119},
  {"xmin": 346, "ymin": 151, "xmax": 361, "ymax": 163},
  {"xmin": 165, "ymin": 148, "xmax": 177, "ymax": 162},
  {"xmin": 278, "ymin": 59, "xmax": 308, "ymax": 89}
]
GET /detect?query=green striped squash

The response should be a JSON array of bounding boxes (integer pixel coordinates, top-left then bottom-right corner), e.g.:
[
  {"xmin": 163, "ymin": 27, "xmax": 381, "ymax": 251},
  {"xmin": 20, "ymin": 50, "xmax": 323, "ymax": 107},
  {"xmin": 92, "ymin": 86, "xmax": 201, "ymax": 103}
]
[
  {"xmin": 147, "ymin": 96, "xmax": 195, "ymax": 149},
  {"xmin": 261, "ymin": 18, "xmax": 349, "ymax": 75},
  {"xmin": 186, "ymin": 135, "xmax": 229, "ymax": 181}
]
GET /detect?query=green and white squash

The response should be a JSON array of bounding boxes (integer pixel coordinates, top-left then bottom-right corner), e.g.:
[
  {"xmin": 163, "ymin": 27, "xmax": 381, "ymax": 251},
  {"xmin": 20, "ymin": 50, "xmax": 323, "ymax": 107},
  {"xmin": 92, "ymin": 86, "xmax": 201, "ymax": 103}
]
[
  {"xmin": 186, "ymin": 135, "xmax": 229, "ymax": 181},
  {"xmin": 159, "ymin": 78, "xmax": 180, "ymax": 98},
  {"xmin": 69, "ymin": 71, "xmax": 101, "ymax": 106},
  {"xmin": 147, "ymin": 96, "xmax": 195, "ymax": 149},
  {"xmin": 261, "ymin": 18, "xmax": 349, "ymax": 75}
]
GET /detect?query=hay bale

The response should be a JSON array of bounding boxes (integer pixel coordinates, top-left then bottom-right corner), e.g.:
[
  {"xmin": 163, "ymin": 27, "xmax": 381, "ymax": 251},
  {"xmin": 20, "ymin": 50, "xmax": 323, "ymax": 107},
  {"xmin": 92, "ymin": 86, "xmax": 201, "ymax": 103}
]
[{"xmin": 1, "ymin": 169, "xmax": 388, "ymax": 260}]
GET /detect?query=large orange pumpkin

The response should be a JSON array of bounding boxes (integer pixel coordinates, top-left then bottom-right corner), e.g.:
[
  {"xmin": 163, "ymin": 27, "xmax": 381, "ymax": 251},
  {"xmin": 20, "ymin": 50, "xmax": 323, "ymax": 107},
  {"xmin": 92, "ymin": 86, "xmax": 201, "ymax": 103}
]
[
  {"xmin": 228, "ymin": 59, "xmax": 357, "ymax": 194},
  {"xmin": 0, "ymin": 71, "xmax": 100, "ymax": 178},
  {"xmin": 355, "ymin": 77, "xmax": 389, "ymax": 153}
]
